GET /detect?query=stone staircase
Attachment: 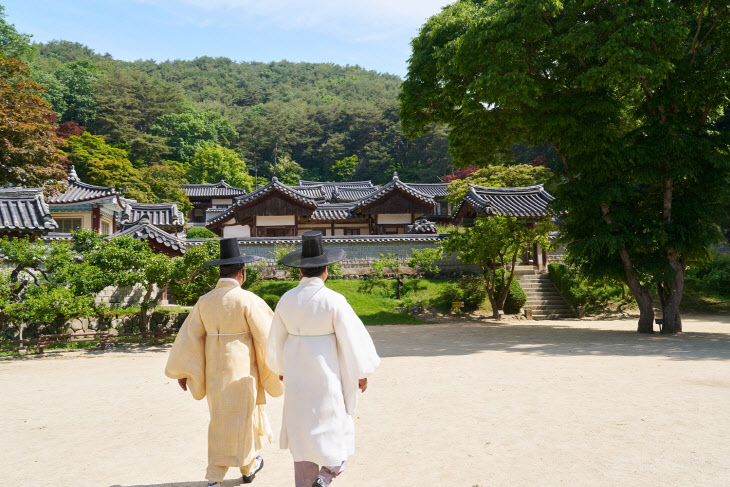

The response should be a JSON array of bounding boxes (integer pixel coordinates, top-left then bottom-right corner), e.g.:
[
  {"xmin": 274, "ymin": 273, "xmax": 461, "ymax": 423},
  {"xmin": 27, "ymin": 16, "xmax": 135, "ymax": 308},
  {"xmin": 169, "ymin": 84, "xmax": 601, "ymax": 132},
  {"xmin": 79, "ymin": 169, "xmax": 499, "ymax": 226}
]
[{"xmin": 512, "ymin": 267, "xmax": 575, "ymax": 320}]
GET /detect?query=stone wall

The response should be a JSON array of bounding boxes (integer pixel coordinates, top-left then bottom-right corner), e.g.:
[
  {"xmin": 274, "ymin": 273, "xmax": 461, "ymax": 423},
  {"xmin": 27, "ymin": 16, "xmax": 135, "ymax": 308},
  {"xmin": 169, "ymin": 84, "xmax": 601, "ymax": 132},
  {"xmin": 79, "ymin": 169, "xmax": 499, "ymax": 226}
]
[
  {"xmin": 66, "ymin": 311, "xmax": 188, "ymax": 334},
  {"xmin": 224, "ymin": 235, "xmax": 478, "ymax": 276},
  {"xmin": 94, "ymin": 283, "xmax": 160, "ymax": 305}
]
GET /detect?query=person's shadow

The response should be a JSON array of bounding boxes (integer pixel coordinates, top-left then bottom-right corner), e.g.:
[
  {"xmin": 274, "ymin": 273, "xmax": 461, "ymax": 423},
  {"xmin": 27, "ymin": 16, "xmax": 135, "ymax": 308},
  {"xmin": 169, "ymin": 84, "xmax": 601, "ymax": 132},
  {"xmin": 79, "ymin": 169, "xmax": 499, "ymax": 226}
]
[{"xmin": 111, "ymin": 480, "xmax": 242, "ymax": 487}]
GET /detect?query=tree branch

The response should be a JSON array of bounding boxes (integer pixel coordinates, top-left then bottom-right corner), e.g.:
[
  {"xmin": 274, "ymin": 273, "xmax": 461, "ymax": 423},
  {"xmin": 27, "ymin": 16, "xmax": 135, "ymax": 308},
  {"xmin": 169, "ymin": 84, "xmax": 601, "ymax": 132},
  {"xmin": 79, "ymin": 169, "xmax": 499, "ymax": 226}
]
[
  {"xmin": 700, "ymin": 106, "xmax": 711, "ymax": 126},
  {"xmin": 698, "ymin": 7, "xmax": 726, "ymax": 52},
  {"xmin": 690, "ymin": 0, "xmax": 707, "ymax": 68},
  {"xmin": 639, "ymin": 78, "xmax": 653, "ymax": 99}
]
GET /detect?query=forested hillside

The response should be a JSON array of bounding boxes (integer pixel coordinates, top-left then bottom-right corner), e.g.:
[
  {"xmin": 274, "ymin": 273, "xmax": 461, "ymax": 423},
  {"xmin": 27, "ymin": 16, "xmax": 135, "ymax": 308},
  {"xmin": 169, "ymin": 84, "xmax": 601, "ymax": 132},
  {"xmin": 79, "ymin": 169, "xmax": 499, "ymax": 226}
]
[{"xmin": 29, "ymin": 40, "xmax": 453, "ymax": 185}]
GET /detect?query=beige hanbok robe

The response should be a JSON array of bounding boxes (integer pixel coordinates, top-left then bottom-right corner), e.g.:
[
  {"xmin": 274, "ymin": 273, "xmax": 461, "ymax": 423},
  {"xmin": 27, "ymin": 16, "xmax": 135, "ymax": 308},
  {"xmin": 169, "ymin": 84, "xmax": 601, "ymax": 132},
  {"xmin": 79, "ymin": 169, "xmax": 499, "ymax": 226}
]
[{"xmin": 165, "ymin": 279, "xmax": 284, "ymax": 470}]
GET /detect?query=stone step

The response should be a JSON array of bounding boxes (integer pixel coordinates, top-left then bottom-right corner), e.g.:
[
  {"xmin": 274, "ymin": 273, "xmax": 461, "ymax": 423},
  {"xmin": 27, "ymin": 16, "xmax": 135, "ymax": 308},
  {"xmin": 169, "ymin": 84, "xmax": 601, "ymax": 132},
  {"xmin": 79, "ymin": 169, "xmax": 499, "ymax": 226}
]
[
  {"xmin": 524, "ymin": 292, "xmax": 565, "ymax": 299},
  {"xmin": 533, "ymin": 314, "xmax": 575, "ymax": 320},
  {"xmin": 526, "ymin": 305, "xmax": 574, "ymax": 312},
  {"xmin": 525, "ymin": 300, "xmax": 570, "ymax": 307}
]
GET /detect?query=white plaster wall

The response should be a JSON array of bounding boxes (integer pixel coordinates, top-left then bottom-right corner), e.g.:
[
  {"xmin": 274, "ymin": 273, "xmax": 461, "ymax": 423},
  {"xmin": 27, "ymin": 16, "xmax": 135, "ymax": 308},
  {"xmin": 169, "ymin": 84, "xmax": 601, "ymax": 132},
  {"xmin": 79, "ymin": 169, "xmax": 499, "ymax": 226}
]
[
  {"xmin": 50, "ymin": 210, "xmax": 92, "ymax": 230},
  {"xmin": 258, "ymin": 215, "xmax": 295, "ymax": 226},
  {"xmin": 377, "ymin": 213, "xmax": 412, "ymax": 224},
  {"xmin": 212, "ymin": 198, "xmax": 233, "ymax": 205},
  {"xmin": 223, "ymin": 225, "xmax": 251, "ymax": 238}
]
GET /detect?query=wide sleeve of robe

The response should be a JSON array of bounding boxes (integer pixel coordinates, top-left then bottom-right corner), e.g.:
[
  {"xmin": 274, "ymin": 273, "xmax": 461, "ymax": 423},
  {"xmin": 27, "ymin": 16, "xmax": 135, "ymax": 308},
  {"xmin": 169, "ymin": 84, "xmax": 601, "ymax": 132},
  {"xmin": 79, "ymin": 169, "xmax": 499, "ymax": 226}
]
[
  {"xmin": 246, "ymin": 293, "xmax": 285, "ymax": 399},
  {"xmin": 266, "ymin": 308, "xmax": 288, "ymax": 378},
  {"xmin": 164, "ymin": 303, "xmax": 207, "ymax": 400},
  {"xmin": 333, "ymin": 295, "xmax": 380, "ymax": 416}
]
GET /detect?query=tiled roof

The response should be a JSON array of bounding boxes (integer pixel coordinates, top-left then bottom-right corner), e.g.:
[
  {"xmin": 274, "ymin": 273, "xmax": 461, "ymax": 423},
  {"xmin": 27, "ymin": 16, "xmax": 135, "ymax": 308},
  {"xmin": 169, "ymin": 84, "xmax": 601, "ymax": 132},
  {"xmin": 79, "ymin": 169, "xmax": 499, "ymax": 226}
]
[
  {"xmin": 206, "ymin": 177, "xmax": 317, "ymax": 227},
  {"xmin": 459, "ymin": 184, "xmax": 555, "ymax": 217},
  {"xmin": 234, "ymin": 234, "xmax": 446, "ymax": 245},
  {"xmin": 407, "ymin": 218, "xmax": 437, "ymax": 234},
  {"xmin": 308, "ymin": 203, "xmax": 359, "ymax": 221},
  {"xmin": 0, "ymin": 187, "xmax": 58, "ymax": 233},
  {"xmin": 181, "ymin": 180, "xmax": 247, "ymax": 198},
  {"xmin": 290, "ymin": 182, "xmax": 380, "ymax": 202},
  {"xmin": 352, "ymin": 172, "xmax": 435, "ymax": 211},
  {"xmin": 114, "ymin": 219, "xmax": 187, "ymax": 254},
  {"xmin": 298, "ymin": 180, "xmax": 375, "ymax": 188},
  {"xmin": 120, "ymin": 201, "xmax": 185, "ymax": 229},
  {"xmin": 405, "ymin": 183, "xmax": 449, "ymax": 198},
  {"xmin": 48, "ymin": 180, "xmax": 117, "ymax": 204}
]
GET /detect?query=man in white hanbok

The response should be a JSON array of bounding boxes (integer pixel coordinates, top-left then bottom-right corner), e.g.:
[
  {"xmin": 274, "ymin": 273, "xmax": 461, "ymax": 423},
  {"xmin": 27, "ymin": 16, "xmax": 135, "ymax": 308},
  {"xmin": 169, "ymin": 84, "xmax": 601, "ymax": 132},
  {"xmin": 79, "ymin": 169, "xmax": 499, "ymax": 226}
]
[{"xmin": 267, "ymin": 231, "xmax": 380, "ymax": 487}]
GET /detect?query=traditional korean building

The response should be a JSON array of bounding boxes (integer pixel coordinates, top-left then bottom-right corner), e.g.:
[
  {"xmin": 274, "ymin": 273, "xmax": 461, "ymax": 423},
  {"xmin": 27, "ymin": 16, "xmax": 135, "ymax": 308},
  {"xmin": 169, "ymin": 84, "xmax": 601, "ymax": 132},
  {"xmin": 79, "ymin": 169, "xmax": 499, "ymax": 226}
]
[
  {"xmin": 0, "ymin": 187, "xmax": 58, "ymax": 238},
  {"xmin": 113, "ymin": 216, "xmax": 187, "ymax": 257},
  {"xmin": 181, "ymin": 180, "xmax": 247, "ymax": 224},
  {"xmin": 206, "ymin": 172, "xmax": 439, "ymax": 237},
  {"xmin": 119, "ymin": 200, "xmax": 185, "ymax": 234},
  {"xmin": 47, "ymin": 167, "xmax": 122, "ymax": 235},
  {"xmin": 452, "ymin": 184, "xmax": 555, "ymax": 224},
  {"xmin": 453, "ymin": 183, "xmax": 556, "ymax": 269}
]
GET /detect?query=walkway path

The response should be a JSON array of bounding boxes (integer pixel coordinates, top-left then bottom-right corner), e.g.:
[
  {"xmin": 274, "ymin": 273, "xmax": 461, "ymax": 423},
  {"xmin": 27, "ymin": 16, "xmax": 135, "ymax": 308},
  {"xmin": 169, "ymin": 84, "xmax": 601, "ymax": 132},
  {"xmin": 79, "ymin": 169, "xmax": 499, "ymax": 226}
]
[{"xmin": 1, "ymin": 315, "xmax": 729, "ymax": 486}]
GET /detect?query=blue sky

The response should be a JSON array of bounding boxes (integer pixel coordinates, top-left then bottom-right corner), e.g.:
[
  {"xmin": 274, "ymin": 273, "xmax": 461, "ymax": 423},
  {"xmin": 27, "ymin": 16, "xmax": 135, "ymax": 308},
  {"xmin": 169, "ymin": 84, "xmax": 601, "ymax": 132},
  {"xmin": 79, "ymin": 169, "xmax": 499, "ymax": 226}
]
[{"xmin": 4, "ymin": 0, "xmax": 453, "ymax": 78}]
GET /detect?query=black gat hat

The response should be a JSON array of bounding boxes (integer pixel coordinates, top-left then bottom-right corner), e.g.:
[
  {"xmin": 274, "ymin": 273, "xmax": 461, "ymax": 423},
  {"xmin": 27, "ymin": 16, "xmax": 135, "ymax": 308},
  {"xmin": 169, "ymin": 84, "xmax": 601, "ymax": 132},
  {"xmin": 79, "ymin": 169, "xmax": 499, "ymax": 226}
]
[
  {"xmin": 280, "ymin": 231, "xmax": 346, "ymax": 268},
  {"xmin": 202, "ymin": 237, "xmax": 262, "ymax": 267}
]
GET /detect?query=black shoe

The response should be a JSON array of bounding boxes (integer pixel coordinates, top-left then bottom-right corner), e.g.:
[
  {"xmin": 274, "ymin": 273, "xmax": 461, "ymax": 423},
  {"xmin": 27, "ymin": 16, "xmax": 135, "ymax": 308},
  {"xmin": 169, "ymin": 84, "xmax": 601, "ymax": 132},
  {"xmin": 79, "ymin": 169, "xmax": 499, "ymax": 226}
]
[
  {"xmin": 311, "ymin": 479, "xmax": 325, "ymax": 487},
  {"xmin": 242, "ymin": 456, "xmax": 264, "ymax": 484}
]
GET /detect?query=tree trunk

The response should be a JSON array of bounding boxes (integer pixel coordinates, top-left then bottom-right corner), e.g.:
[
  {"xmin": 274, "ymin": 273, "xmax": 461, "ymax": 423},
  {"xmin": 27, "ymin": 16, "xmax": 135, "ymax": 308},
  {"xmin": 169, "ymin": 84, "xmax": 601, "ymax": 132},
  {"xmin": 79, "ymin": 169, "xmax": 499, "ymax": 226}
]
[
  {"xmin": 396, "ymin": 275, "xmax": 402, "ymax": 299},
  {"xmin": 139, "ymin": 283, "xmax": 158, "ymax": 333},
  {"xmin": 484, "ymin": 270, "xmax": 500, "ymax": 319},
  {"xmin": 618, "ymin": 248, "xmax": 654, "ymax": 333},
  {"xmin": 661, "ymin": 250, "xmax": 686, "ymax": 334}
]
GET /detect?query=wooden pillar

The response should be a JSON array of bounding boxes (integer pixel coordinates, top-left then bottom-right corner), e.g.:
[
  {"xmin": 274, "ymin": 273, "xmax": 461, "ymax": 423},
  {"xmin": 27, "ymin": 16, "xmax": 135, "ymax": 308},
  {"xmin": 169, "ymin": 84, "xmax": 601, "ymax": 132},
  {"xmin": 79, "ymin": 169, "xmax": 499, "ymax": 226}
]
[
  {"xmin": 92, "ymin": 205, "xmax": 101, "ymax": 234},
  {"xmin": 252, "ymin": 215, "xmax": 257, "ymax": 238},
  {"xmin": 331, "ymin": 221, "xmax": 335, "ymax": 237}
]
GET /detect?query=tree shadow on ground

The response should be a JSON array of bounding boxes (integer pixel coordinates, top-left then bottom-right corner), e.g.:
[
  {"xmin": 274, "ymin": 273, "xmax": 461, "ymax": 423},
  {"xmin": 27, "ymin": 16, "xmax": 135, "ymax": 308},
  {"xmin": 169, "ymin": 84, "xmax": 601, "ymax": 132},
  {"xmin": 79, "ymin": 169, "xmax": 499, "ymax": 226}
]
[{"xmin": 368, "ymin": 321, "xmax": 730, "ymax": 361}]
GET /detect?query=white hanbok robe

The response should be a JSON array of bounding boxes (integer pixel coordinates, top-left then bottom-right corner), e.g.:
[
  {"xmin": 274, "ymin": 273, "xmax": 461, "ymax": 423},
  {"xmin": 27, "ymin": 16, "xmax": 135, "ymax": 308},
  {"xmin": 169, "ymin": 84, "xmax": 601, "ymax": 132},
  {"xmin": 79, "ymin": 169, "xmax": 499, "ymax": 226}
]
[{"xmin": 266, "ymin": 277, "xmax": 380, "ymax": 466}]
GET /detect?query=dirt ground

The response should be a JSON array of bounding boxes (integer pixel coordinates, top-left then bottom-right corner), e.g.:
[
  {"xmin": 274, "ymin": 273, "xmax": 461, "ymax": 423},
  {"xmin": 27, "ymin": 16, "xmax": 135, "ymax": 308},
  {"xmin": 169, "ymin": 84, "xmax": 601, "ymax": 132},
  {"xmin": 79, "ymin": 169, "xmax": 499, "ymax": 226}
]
[{"xmin": 2, "ymin": 315, "xmax": 730, "ymax": 487}]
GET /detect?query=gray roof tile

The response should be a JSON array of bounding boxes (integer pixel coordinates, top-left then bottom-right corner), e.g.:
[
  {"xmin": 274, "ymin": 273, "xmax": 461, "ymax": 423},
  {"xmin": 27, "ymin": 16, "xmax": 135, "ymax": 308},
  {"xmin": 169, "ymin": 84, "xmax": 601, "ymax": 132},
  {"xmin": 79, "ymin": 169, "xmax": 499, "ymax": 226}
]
[
  {"xmin": 0, "ymin": 188, "xmax": 58, "ymax": 233},
  {"xmin": 114, "ymin": 220, "xmax": 187, "ymax": 254},
  {"xmin": 352, "ymin": 172, "xmax": 435, "ymax": 211},
  {"xmin": 121, "ymin": 201, "xmax": 185, "ymax": 229},
  {"xmin": 458, "ymin": 184, "xmax": 555, "ymax": 217},
  {"xmin": 181, "ymin": 180, "xmax": 247, "ymax": 198}
]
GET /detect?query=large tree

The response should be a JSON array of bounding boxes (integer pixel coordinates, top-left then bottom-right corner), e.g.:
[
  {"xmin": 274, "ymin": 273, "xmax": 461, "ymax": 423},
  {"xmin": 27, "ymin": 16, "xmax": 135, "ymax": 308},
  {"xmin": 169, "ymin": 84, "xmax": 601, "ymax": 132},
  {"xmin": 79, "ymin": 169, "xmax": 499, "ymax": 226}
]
[
  {"xmin": 0, "ymin": 56, "xmax": 65, "ymax": 187},
  {"xmin": 400, "ymin": 0, "xmax": 730, "ymax": 334}
]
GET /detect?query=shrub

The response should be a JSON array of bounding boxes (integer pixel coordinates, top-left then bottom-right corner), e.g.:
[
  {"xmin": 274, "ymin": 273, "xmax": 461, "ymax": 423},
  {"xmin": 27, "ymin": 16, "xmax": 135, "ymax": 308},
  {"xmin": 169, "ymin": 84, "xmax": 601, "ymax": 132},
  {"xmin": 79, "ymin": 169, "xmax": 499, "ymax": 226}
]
[
  {"xmin": 458, "ymin": 276, "xmax": 488, "ymax": 311},
  {"xmin": 408, "ymin": 247, "xmax": 442, "ymax": 277},
  {"xmin": 328, "ymin": 261, "xmax": 343, "ymax": 278},
  {"xmin": 685, "ymin": 253, "xmax": 730, "ymax": 297},
  {"xmin": 272, "ymin": 244, "xmax": 299, "ymax": 279},
  {"xmin": 186, "ymin": 227, "xmax": 217, "ymax": 239},
  {"xmin": 262, "ymin": 294, "xmax": 280, "ymax": 309},
  {"xmin": 548, "ymin": 262, "xmax": 631, "ymax": 312},
  {"xmin": 496, "ymin": 276, "xmax": 527, "ymax": 314}
]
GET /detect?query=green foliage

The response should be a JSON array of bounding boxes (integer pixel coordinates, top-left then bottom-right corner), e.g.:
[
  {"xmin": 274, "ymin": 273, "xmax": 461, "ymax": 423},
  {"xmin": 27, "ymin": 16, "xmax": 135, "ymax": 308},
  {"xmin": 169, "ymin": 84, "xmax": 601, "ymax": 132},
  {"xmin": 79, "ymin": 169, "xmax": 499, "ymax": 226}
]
[
  {"xmin": 186, "ymin": 227, "xmax": 217, "ymax": 239},
  {"xmin": 167, "ymin": 239, "xmax": 219, "ymax": 305},
  {"xmin": 93, "ymin": 66, "xmax": 183, "ymax": 163},
  {"xmin": 407, "ymin": 247, "xmax": 442, "ymax": 277},
  {"xmin": 65, "ymin": 132, "xmax": 155, "ymax": 202},
  {"xmin": 151, "ymin": 106, "xmax": 238, "ymax": 163},
  {"xmin": 0, "ymin": 237, "xmax": 94, "ymax": 340},
  {"xmin": 53, "ymin": 59, "xmax": 102, "ymax": 126},
  {"xmin": 272, "ymin": 244, "xmax": 299, "ymax": 280},
  {"xmin": 328, "ymin": 261, "xmax": 342, "ymax": 278},
  {"xmin": 401, "ymin": 0, "xmax": 730, "ymax": 331},
  {"xmin": 267, "ymin": 154, "xmax": 304, "ymax": 186},
  {"xmin": 446, "ymin": 165, "xmax": 554, "ymax": 205},
  {"xmin": 188, "ymin": 143, "xmax": 254, "ymax": 190},
  {"xmin": 444, "ymin": 216, "xmax": 553, "ymax": 318},
  {"xmin": 438, "ymin": 276, "xmax": 488, "ymax": 312},
  {"xmin": 495, "ymin": 270, "xmax": 527, "ymax": 314},
  {"xmin": 138, "ymin": 163, "xmax": 191, "ymax": 214},
  {"xmin": 330, "ymin": 154, "xmax": 358, "ymax": 182},
  {"xmin": 548, "ymin": 263, "xmax": 632, "ymax": 313},
  {"xmin": 28, "ymin": 41, "xmax": 454, "ymax": 184},
  {"xmin": 0, "ymin": 6, "xmax": 35, "ymax": 62},
  {"xmin": 261, "ymin": 294, "xmax": 280, "ymax": 310},
  {"xmin": 684, "ymin": 253, "xmax": 730, "ymax": 299},
  {"xmin": 371, "ymin": 253, "xmax": 401, "ymax": 278}
]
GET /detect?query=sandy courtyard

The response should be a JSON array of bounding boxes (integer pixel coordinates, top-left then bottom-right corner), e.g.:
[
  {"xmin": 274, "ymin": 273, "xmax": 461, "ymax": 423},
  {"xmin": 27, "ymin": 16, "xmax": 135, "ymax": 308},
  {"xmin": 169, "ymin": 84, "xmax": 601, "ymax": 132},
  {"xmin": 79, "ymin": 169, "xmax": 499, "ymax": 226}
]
[{"xmin": 2, "ymin": 316, "xmax": 730, "ymax": 487}]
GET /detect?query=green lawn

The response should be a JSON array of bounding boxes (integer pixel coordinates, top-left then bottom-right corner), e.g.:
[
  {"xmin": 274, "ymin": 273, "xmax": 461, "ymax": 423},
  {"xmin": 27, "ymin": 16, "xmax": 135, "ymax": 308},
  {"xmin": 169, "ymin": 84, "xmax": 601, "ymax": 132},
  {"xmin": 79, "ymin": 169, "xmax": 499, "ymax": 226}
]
[{"xmin": 249, "ymin": 278, "xmax": 458, "ymax": 325}]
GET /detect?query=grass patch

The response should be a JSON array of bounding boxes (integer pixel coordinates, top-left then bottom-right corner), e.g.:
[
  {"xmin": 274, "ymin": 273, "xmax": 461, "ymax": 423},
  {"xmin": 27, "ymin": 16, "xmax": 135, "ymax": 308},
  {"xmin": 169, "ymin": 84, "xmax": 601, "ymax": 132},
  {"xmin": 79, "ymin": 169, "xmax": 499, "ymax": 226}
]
[
  {"xmin": 679, "ymin": 288, "xmax": 730, "ymax": 314},
  {"xmin": 249, "ymin": 278, "xmax": 466, "ymax": 325}
]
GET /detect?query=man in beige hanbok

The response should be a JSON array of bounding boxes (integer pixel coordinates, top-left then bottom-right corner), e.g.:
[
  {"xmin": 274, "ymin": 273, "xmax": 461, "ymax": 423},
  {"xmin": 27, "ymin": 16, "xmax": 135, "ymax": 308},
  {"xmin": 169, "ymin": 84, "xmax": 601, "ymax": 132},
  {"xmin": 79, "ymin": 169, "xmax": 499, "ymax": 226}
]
[{"xmin": 166, "ymin": 238, "xmax": 284, "ymax": 486}]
